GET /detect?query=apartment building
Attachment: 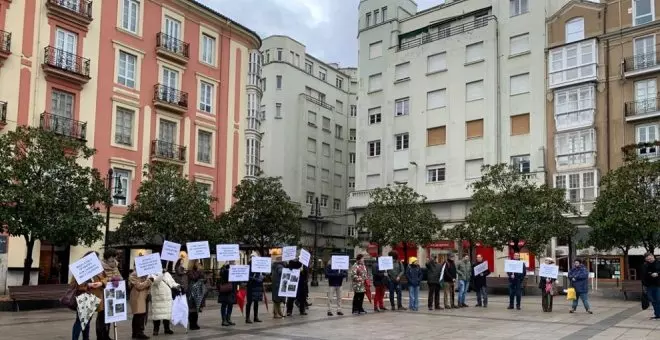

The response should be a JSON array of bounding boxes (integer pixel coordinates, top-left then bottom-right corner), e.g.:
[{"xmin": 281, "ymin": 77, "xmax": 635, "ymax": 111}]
[
  {"xmin": 546, "ymin": 0, "xmax": 660, "ymax": 276},
  {"xmin": 260, "ymin": 36, "xmax": 358, "ymax": 257},
  {"xmin": 0, "ymin": 0, "xmax": 259, "ymax": 286}
]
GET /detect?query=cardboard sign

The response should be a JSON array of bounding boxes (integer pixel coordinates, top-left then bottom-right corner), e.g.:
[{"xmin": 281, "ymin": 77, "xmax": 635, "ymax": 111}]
[
  {"xmin": 331, "ymin": 255, "xmax": 349, "ymax": 270},
  {"xmin": 278, "ymin": 268, "xmax": 300, "ymax": 298},
  {"xmin": 251, "ymin": 256, "xmax": 272, "ymax": 273},
  {"xmin": 160, "ymin": 241, "xmax": 181, "ymax": 262},
  {"xmin": 216, "ymin": 244, "xmax": 240, "ymax": 261},
  {"xmin": 377, "ymin": 256, "xmax": 394, "ymax": 271},
  {"xmin": 135, "ymin": 253, "xmax": 162, "ymax": 277},
  {"xmin": 186, "ymin": 241, "xmax": 210, "ymax": 260},
  {"xmin": 299, "ymin": 249, "xmax": 311, "ymax": 267},
  {"xmin": 104, "ymin": 281, "xmax": 127, "ymax": 323},
  {"xmin": 473, "ymin": 261, "xmax": 488, "ymax": 275},
  {"xmin": 282, "ymin": 246, "xmax": 297, "ymax": 261},
  {"xmin": 539, "ymin": 264, "xmax": 559, "ymax": 279},
  {"xmin": 505, "ymin": 260, "xmax": 524, "ymax": 273},
  {"xmin": 228, "ymin": 265, "xmax": 249, "ymax": 282},
  {"xmin": 69, "ymin": 252, "xmax": 104, "ymax": 284}
]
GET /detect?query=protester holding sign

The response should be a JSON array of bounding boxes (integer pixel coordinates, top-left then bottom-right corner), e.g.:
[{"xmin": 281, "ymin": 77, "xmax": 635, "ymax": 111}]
[
  {"xmin": 472, "ymin": 254, "xmax": 490, "ymax": 307},
  {"xmin": 371, "ymin": 261, "xmax": 388, "ymax": 312},
  {"xmin": 98, "ymin": 248, "xmax": 122, "ymax": 340},
  {"xmin": 128, "ymin": 268, "xmax": 153, "ymax": 339},
  {"xmin": 246, "ymin": 258, "xmax": 265, "ymax": 324},
  {"xmin": 217, "ymin": 262, "xmax": 237, "ymax": 327},
  {"xmin": 285, "ymin": 258, "xmax": 307, "ymax": 316},
  {"xmin": 149, "ymin": 262, "xmax": 181, "ymax": 335},
  {"xmin": 350, "ymin": 254, "xmax": 369, "ymax": 315},
  {"xmin": 539, "ymin": 258, "xmax": 557, "ymax": 313},
  {"xmin": 185, "ymin": 261, "xmax": 206, "ymax": 330},
  {"xmin": 271, "ymin": 260, "xmax": 286, "ymax": 319},
  {"xmin": 506, "ymin": 253, "xmax": 527, "ymax": 310},
  {"xmin": 325, "ymin": 258, "xmax": 347, "ymax": 316},
  {"xmin": 70, "ymin": 251, "xmax": 107, "ymax": 340}
]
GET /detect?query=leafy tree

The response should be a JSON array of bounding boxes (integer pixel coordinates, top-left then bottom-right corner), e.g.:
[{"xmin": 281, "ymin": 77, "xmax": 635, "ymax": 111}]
[
  {"xmin": 357, "ymin": 184, "xmax": 442, "ymax": 265},
  {"xmin": 115, "ymin": 162, "xmax": 215, "ymax": 246},
  {"xmin": 466, "ymin": 163, "xmax": 577, "ymax": 256},
  {"xmin": 443, "ymin": 222, "xmax": 486, "ymax": 261},
  {"xmin": 223, "ymin": 175, "xmax": 302, "ymax": 256},
  {"xmin": 0, "ymin": 127, "xmax": 108, "ymax": 285}
]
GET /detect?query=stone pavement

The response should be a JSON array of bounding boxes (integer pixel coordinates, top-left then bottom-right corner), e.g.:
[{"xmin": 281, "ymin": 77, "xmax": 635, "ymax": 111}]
[{"xmin": 0, "ymin": 295, "xmax": 657, "ymax": 339}]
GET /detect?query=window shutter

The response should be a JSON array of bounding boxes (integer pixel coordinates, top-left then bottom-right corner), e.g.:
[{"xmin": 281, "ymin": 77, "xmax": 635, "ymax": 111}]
[
  {"xmin": 466, "ymin": 42, "xmax": 484, "ymax": 63},
  {"xmin": 427, "ymin": 53, "xmax": 446, "ymax": 73},
  {"xmin": 510, "ymin": 113, "xmax": 530, "ymax": 136},
  {"xmin": 466, "ymin": 80, "xmax": 484, "ymax": 101},
  {"xmin": 509, "ymin": 34, "xmax": 529, "ymax": 55},
  {"xmin": 369, "ymin": 74, "xmax": 382, "ymax": 91},
  {"xmin": 466, "ymin": 119, "xmax": 484, "ymax": 139},
  {"xmin": 465, "ymin": 159, "xmax": 483, "ymax": 179},
  {"xmin": 427, "ymin": 89, "xmax": 446, "ymax": 109},
  {"xmin": 427, "ymin": 126, "xmax": 446, "ymax": 146},
  {"xmin": 369, "ymin": 41, "xmax": 382, "ymax": 59},
  {"xmin": 394, "ymin": 62, "xmax": 410, "ymax": 80},
  {"xmin": 510, "ymin": 73, "xmax": 529, "ymax": 95}
]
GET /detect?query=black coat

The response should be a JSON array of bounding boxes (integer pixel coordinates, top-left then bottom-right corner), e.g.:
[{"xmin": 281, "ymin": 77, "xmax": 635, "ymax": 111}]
[
  {"xmin": 642, "ymin": 261, "xmax": 660, "ymax": 287},
  {"xmin": 216, "ymin": 265, "xmax": 237, "ymax": 304},
  {"xmin": 288, "ymin": 260, "xmax": 308, "ymax": 298},
  {"xmin": 442, "ymin": 261, "xmax": 457, "ymax": 282},
  {"xmin": 247, "ymin": 270, "xmax": 265, "ymax": 301},
  {"xmin": 471, "ymin": 262, "xmax": 490, "ymax": 288}
]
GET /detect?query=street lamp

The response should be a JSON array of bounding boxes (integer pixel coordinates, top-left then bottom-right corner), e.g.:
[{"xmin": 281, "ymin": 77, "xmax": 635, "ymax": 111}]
[
  {"xmin": 309, "ymin": 197, "xmax": 323, "ymax": 287},
  {"xmin": 104, "ymin": 168, "xmax": 126, "ymax": 248}
]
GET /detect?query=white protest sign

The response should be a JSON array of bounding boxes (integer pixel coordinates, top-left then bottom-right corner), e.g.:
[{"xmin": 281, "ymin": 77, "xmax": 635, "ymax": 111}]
[
  {"xmin": 539, "ymin": 263, "xmax": 559, "ymax": 279},
  {"xmin": 186, "ymin": 241, "xmax": 210, "ymax": 260},
  {"xmin": 282, "ymin": 246, "xmax": 297, "ymax": 261},
  {"xmin": 504, "ymin": 259, "xmax": 524, "ymax": 273},
  {"xmin": 104, "ymin": 280, "xmax": 127, "ymax": 323},
  {"xmin": 135, "ymin": 253, "xmax": 162, "ymax": 277},
  {"xmin": 299, "ymin": 249, "xmax": 311, "ymax": 267},
  {"xmin": 216, "ymin": 244, "xmax": 240, "ymax": 261},
  {"xmin": 473, "ymin": 261, "xmax": 488, "ymax": 275},
  {"xmin": 251, "ymin": 256, "xmax": 272, "ymax": 273},
  {"xmin": 278, "ymin": 268, "xmax": 300, "ymax": 298},
  {"xmin": 378, "ymin": 256, "xmax": 394, "ymax": 271},
  {"xmin": 228, "ymin": 265, "xmax": 250, "ymax": 282},
  {"xmin": 331, "ymin": 255, "xmax": 349, "ymax": 270},
  {"xmin": 69, "ymin": 252, "xmax": 104, "ymax": 284},
  {"xmin": 160, "ymin": 241, "xmax": 181, "ymax": 262}
]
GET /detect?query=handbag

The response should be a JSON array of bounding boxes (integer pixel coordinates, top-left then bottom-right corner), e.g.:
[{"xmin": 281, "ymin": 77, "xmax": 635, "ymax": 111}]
[
  {"xmin": 60, "ymin": 286, "xmax": 79, "ymax": 311},
  {"xmin": 566, "ymin": 287, "xmax": 576, "ymax": 300},
  {"xmin": 218, "ymin": 283, "xmax": 233, "ymax": 293}
]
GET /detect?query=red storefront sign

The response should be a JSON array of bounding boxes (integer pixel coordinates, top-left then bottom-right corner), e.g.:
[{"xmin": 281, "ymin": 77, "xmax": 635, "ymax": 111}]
[{"xmin": 426, "ymin": 240, "xmax": 455, "ymax": 249}]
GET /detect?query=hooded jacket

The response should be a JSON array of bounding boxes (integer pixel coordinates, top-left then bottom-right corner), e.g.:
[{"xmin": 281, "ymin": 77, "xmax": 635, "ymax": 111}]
[
  {"xmin": 406, "ymin": 264, "xmax": 423, "ymax": 287},
  {"xmin": 568, "ymin": 265, "xmax": 589, "ymax": 294}
]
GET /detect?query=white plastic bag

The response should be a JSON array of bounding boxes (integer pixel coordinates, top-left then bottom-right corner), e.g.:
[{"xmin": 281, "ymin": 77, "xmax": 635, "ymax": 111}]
[{"xmin": 171, "ymin": 295, "xmax": 188, "ymax": 328}]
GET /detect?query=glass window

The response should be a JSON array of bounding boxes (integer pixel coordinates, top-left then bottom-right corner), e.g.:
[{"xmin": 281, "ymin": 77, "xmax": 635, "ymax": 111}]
[
  {"xmin": 395, "ymin": 98, "xmax": 409, "ymax": 116},
  {"xmin": 118, "ymin": 51, "xmax": 137, "ymax": 88},
  {"xmin": 115, "ymin": 107, "xmax": 134, "ymax": 146},
  {"xmin": 511, "ymin": 155, "xmax": 530, "ymax": 173},
  {"xmin": 199, "ymin": 81, "xmax": 213, "ymax": 113},
  {"xmin": 368, "ymin": 140, "xmax": 381, "ymax": 157},
  {"xmin": 565, "ymin": 18, "xmax": 584, "ymax": 43},
  {"xmin": 634, "ymin": 0, "xmax": 654, "ymax": 26},
  {"xmin": 510, "ymin": 0, "xmax": 528, "ymax": 17},
  {"xmin": 395, "ymin": 133, "xmax": 409, "ymax": 151},
  {"xmin": 427, "ymin": 165, "xmax": 446, "ymax": 183},
  {"xmin": 121, "ymin": 0, "xmax": 140, "ymax": 34},
  {"xmin": 112, "ymin": 169, "xmax": 131, "ymax": 206},
  {"xmin": 201, "ymin": 34, "xmax": 215, "ymax": 64},
  {"xmin": 197, "ymin": 130, "xmax": 212, "ymax": 163}
]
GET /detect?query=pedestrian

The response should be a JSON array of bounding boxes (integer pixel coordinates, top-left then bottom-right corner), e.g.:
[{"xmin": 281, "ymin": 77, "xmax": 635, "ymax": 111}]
[
  {"xmin": 457, "ymin": 254, "xmax": 472, "ymax": 308},
  {"xmin": 568, "ymin": 259, "xmax": 592, "ymax": 314},
  {"xmin": 271, "ymin": 260, "xmax": 286, "ymax": 319},
  {"xmin": 245, "ymin": 259, "xmax": 264, "ymax": 324},
  {"xmin": 539, "ymin": 257, "xmax": 556, "ymax": 313},
  {"xmin": 186, "ymin": 261, "xmax": 206, "ymax": 330},
  {"xmin": 173, "ymin": 259, "xmax": 186, "ymax": 285},
  {"xmin": 425, "ymin": 255, "xmax": 442, "ymax": 310},
  {"xmin": 99, "ymin": 249, "xmax": 122, "ymax": 340},
  {"xmin": 642, "ymin": 253, "xmax": 660, "ymax": 320},
  {"xmin": 506, "ymin": 252, "xmax": 526, "ymax": 310},
  {"xmin": 442, "ymin": 253, "xmax": 458, "ymax": 309},
  {"xmin": 406, "ymin": 257, "xmax": 423, "ymax": 311},
  {"xmin": 350, "ymin": 254, "xmax": 368, "ymax": 315},
  {"xmin": 129, "ymin": 267, "xmax": 154, "ymax": 339},
  {"xmin": 472, "ymin": 254, "xmax": 490, "ymax": 307},
  {"xmin": 325, "ymin": 259, "xmax": 347, "ymax": 316},
  {"xmin": 217, "ymin": 261, "xmax": 237, "ymax": 326},
  {"xmin": 149, "ymin": 262, "xmax": 180, "ymax": 335},
  {"xmin": 71, "ymin": 251, "xmax": 106, "ymax": 340},
  {"xmin": 371, "ymin": 260, "xmax": 388, "ymax": 312},
  {"xmin": 285, "ymin": 257, "xmax": 307, "ymax": 316},
  {"xmin": 386, "ymin": 251, "xmax": 406, "ymax": 310}
]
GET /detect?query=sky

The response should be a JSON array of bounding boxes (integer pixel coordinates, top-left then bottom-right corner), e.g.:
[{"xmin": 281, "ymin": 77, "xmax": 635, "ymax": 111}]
[{"xmin": 198, "ymin": 0, "xmax": 441, "ymax": 67}]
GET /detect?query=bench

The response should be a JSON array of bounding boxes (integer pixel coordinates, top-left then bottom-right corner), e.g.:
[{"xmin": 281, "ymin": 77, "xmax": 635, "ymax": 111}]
[
  {"xmin": 487, "ymin": 276, "xmax": 528, "ymax": 296},
  {"xmin": 8, "ymin": 284, "xmax": 69, "ymax": 311},
  {"xmin": 621, "ymin": 280, "xmax": 644, "ymax": 300}
]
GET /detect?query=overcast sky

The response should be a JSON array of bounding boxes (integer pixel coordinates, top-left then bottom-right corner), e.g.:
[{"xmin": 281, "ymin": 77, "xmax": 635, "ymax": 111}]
[{"xmin": 199, "ymin": 0, "xmax": 440, "ymax": 67}]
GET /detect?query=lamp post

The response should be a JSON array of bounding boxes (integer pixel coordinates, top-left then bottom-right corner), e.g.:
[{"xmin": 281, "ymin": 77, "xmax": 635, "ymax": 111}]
[
  {"xmin": 309, "ymin": 197, "xmax": 323, "ymax": 287},
  {"xmin": 104, "ymin": 168, "xmax": 126, "ymax": 248}
]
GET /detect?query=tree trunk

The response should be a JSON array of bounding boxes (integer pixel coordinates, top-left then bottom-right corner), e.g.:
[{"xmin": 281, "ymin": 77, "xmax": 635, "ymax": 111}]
[
  {"xmin": 403, "ymin": 244, "xmax": 409, "ymax": 269},
  {"xmin": 22, "ymin": 237, "xmax": 35, "ymax": 286},
  {"xmin": 511, "ymin": 238, "xmax": 521, "ymax": 255},
  {"xmin": 469, "ymin": 244, "xmax": 476, "ymax": 262},
  {"xmin": 623, "ymin": 248, "xmax": 630, "ymax": 280}
]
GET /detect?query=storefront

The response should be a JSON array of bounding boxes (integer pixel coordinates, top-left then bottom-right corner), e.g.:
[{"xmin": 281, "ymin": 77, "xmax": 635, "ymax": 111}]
[
  {"xmin": 391, "ymin": 242, "xmax": 418, "ymax": 263},
  {"xmin": 507, "ymin": 241, "xmax": 536, "ymax": 271},
  {"xmin": 461, "ymin": 241, "xmax": 495, "ymax": 273},
  {"xmin": 426, "ymin": 241, "xmax": 455, "ymax": 264}
]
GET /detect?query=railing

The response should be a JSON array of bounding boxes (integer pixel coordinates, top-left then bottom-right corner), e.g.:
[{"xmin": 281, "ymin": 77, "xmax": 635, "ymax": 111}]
[
  {"xmin": 0, "ymin": 30, "xmax": 10, "ymax": 54},
  {"xmin": 153, "ymin": 84, "xmax": 188, "ymax": 109},
  {"xmin": 48, "ymin": 0, "xmax": 93, "ymax": 20},
  {"xmin": 150, "ymin": 140, "xmax": 186, "ymax": 162},
  {"xmin": 625, "ymin": 97, "xmax": 660, "ymax": 117},
  {"xmin": 43, "ymin": 46, "xmax": 91, "ymax": 78},
  {"xmin": 0, "ymin": 101, "xmax": 7, "ymax": 123},
  {"xmin": 40, "ymin": 112, "xmax": 87, "ymax": 140},
  {"xmin": 398, "ymin": 15, "xmax": 493, "ymax": 51},
  {"xmin": 156, "ymin": 32, "xmax": 190, "ymax": 59},
  {"xmin": 624, "ymin": 50, "xmax": 660, "ymax": 73},
  {"xmin": 556, "ymin": 151, "xmax": 596, "ymax": 168},
  {"xmin": 301, "ymin": 93, "xmax": 334, "ymax": 111}
]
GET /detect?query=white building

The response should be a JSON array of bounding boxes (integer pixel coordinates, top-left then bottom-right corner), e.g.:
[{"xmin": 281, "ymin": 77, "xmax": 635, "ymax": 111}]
[{"xmin": 259, "ymin": 36, "xmax": 358, "ymax": 256}]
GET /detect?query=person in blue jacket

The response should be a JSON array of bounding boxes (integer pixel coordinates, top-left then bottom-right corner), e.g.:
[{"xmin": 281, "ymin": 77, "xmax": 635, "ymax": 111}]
[
  {"xmin": 405, "ymin": 257, "xmax": 423, "ymax": 311},
  {"xmin": 568, "ymin": 259, "xmax": 593, "ymax": 314},
  {"xmin": 245, "ymin": 258, "xmax": 265, "ymax": 323},
  {"xmin": 325, "ymin": 259, "xmax": 347, "ymax": 316},
  {"xmin": 507, "ymin": 252, "xmax": 527, "ymax": 310}
]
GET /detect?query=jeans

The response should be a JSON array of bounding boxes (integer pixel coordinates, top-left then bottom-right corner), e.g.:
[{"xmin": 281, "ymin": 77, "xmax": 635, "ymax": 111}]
[
  {"xmin": 388, "ymin": 281, "xmax": 403, "ymax": 307},
  {"xmin": 508, "ymin": 281, "xmax": 522, "ymax": 307},
  {"xmin": 427, "ymin": 283, "xmax": 441, "ymax": 308},
  {"xmin": 374, "ymin": 285, "xmax": 385, "ymax": 309},
  {"xmin": 327, "ymin": 286, "xmax": 342, "ymax": 312},
  {"xmin": 352, "ymin": 292, "xmax": 365, "ymax": 313},
  {"xmin": 72, "ymin": 314, "xmax": 90, "ymax": 340},
  {"xmin": 475, "ymin": 285, "xmax": 488, "ymax": 306},
  {"xmin": 647, "ymin": 286, "xmax": 660, "ymax": 318},
  {"xmin": 571, "ymin": 292, "xmax": 591, "ymax": 311},
  {"xmin": 220, "ymin": 302, "xmax": 233, "ymax": 321},
  {"xmin": 458, "ymin": 280, "xmax": 469, "ymax": 305},
  {"xmin": 408, "ymin": 285, "xmax": 420, "ymax": 310}
]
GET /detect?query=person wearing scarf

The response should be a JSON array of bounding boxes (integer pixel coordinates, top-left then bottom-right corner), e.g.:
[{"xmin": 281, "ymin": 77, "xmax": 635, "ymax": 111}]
[
  {"xmin": 129, "ymin": 269, "xmax": 153, "ymax": 339},
  {"xmin": 71, "ymin": 251, "xmax": 107, "ymax": 340},
  {"xmin": 186, "ymin": 261, "xmax": 206, "ymax": 330},
  {"xmin": 96, "ymin": 248, "xmax": 122, "ymax": 340}
]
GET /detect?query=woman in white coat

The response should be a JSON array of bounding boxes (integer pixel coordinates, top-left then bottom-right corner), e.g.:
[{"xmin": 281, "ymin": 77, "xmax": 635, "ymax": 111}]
[{"xmin": 149, "ymin": 266, "xmax": 180, "ymax": 336}]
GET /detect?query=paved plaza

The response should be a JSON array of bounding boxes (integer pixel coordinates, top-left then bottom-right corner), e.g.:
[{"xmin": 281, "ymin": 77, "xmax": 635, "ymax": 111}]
[{"xmin": 0, "ymin": 295, "xmax": 657, "ymax": 340}]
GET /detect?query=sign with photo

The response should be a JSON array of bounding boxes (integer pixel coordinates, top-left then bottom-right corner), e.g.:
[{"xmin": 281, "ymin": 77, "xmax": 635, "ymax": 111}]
[
  {"xmin": 278, "ymin": 268, "xmax": 301, "ymax": 298},
  {"xmin": 104, "ymin": 280, "xmax": 127, "ymax": 323}
]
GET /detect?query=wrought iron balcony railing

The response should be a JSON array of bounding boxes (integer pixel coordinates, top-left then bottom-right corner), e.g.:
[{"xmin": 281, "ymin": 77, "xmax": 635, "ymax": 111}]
[
  {"xmin": 40, "ymin": 112, "xmax": 87, "ymax": 140},
  {"xmin": 153, "ymin": 84, "xmax": 188, "ymax": 109},
  {"xmin": 624, "ymin": 50, "xmax": 660, "ymax": 73},
  {"xmin": 301, "ymin": 93, "xmax": 334, "ymax": 111},
  {"xmin": 0, "ymin": 101, "xmax": 7, "ymax": 124},
  {"xmin": 625, "ymin": 97, "xmax": 660, "ymax": 117},
  {"xmin": 150, "ymin": 140, "xmax": 186, "ymax": 162},
  {"xmin": 48, "ymin": 0, "xmax": 93, "ymax": 20},
  {"xmin": 43, "ymin": 46, "xmax": 91, "ymax": 78},
  {"xmin": 398, "ymin": 15, "xmax": 494, "ymax": 51},
  {"xmin": 156, "ymin": 32, "xmax": 190, "ymax": 59},
  {"xmin": 0, "ymin": 30, "xmax": 10, "ymax": 54}
]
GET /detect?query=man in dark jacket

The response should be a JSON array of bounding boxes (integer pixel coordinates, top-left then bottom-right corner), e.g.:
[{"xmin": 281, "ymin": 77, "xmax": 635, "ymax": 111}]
[
  {"xmin": 286, "ymin": 258, "xmax": 307, "ymax": 316},
  {"xmin": 472, "ymin": 254, "xmax": 490, "ymax": 307},
  {"xmin": 325, "ymin": 260, "xmax": 347, "ymax": 316},
  {"xmin": 642, "ymin": 253, "xmax": 660, "ymax": 319},
  {"xmin": 426, "ymin": 256, "xmax": 442, "ymax": 310},
  {"xmin": 442, "ymin": 253, "xmax": 458, "ymax": 308},
  {"xmin": 507, "ymin": 253, "xmax": 527, "ymax": 310},
  {"xmin": 386, "ymin": 251, "xmax": 406, "ymax": 310}
]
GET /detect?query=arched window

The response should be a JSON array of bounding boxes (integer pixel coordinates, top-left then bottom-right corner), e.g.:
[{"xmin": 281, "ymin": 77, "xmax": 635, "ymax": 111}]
[{"xmin": 565, "ymin": 17, "xmax": 585, "ymax": 43}]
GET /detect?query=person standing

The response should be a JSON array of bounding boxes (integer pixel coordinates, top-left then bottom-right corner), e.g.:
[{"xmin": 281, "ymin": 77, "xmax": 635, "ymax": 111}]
[
  {"xmin": 173, "ymin": 259, "xmax": 186, "ymax": 286},
  {"xmin": 507, "ymin": 252, "xmax": 527, "ymax": 310},
  {"xmin": 99, "ymin": 249, "xmax": 122, "ymax": 340},
  {"xmin": 129, "ymin": 269, "xmax": 154, "ymax": 339},
  {"xmin": 217, "ymin": 261, "xmax": 237, "ymax": 326},
  {"xmin": 71, "ymin": 251, "xmax": 106, "ymax": 340},
  {"xmin": 456, "ymin": 254, "xmax": 472, "ymax": 308},
  {"xmin": 149, "ymin": 264, "xmax": 180, "ymax": 335},
  {"xmin": 285, "ymin": 258, "xmax": 307, "ymax": 316},
  {"xmin": 371, "ymin": 260, "xmax": 388, "ymax": 312},
  {"xmin": 568, "ymin": 259, "xmax": 592, "ymax": 314},
  {"xmin": 642, "ymin": 253, "xmax": 660, "ymax": 320},
  {"xmin": 386, "ymin": 251, "xmax": 406, "ymax": 310},
  {"xmin": 442, "ymin": 253, "xmax": 458, "ymax": 309},
  {"xmin": 472, "ymin": 254, "xmax": 490, "ymax": 307},
  {"xmin": 186, "ymin": 261, "xmax": 206, "ymax": 330},
  {"xmin": 245, "ymin": 261, "xmax": 264, "ymax": 324},
  {"xmin": 325, "ymin": 260, "xmax": 347, "ymax": 316},
  {"xmin": 350, "ymin": 254, "xmax": 368, "ymax": 315},
  {"xmin": 539, "ymin": 258, "xmax": 556, "ymax": 313},
  {"xmin": 271, "ymin": 260, "xmax": 286, "ymax": 319},
  {"xmin": 426, "ymin": 255, "xmax": 442, "ymax": 310},
  {"xmin": 406, "ymin": 257, "xmax": 423, "ymax": 311}
]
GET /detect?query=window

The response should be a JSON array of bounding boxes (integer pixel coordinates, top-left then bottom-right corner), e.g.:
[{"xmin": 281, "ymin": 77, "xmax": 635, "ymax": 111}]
[
  {"xmin": 335, "ymin": 124, "xmax": 343, "ymax": 139},
  {"xmin": 366, "ymin": 12, "xmax": 372, "ymax": 27},
  {"xmin": 633, "ymin": 0, "xmax": 654, "ymax": 26},
  {"xmin": 510, "ymin": 0, "xmax": 528, "ymax": 17},
  {"xmin": 465, "ymin": 42, "xmax": 484, "ymax": 63},
  {"xmin": 510, "ymin": 73, "xmax": 530, "ymax": 95},
  {"xmin": 366, "ymin": 174, "xmax": 380, "ymax": 189},
  {"xmin": 201, "ymin": 34, "xmax": 215, "ymax": 65},
  {"xmin": 262, "ymin": 77, "xmax": 266, "ymax": 92},
  {"xmin": 322, "ymin": 143, "xmax": 331, "ymax": 157},
  {"xmin": 350, "ymin": 105, "xmax": 357, "ymax": 117},
  {"xmin": 369, "ymin": 107, "xmax": 382, "ymax": 124},
  {"xmin": 635, "ymin": 78, "xmax": 657, "ymax": 103},
  {"xmin": 321, "ymin": 169, "xmax": 330, "ymax": 182},
  {"xmin": 307, "ymin": 138, "xmax": 316, "ymax": 153},
  {"xmin": 306, "ymin": 192, "xmax": 314, "ymax": 204},
  {"xmin": 275, "ymin": 103, "xmax": 282, "ymax": 118},
  {"xmin": 305, "ymin": 60, "xmax": 313, "ymax": 74},
  {"xmin": 115, "ymin": 107, "xmax": 134, "ymax": 146},
  {"xmin": 319, "ymin": 68, "xmax": 327, "ymax": 81},
  {"xmin": 349, "ymin": 152, "xmax": 356, "ymax": 163},
  {"xmin": 466, "ymin": 80, "xmax": 484, "ymax": 101},
  {"xmin": 554, "ymin": 85, "xmax": 595, "ymax": 131},
  {"xmin": 349, "ymin": 129, "xmax": 356, "ymax": 141},
  {"xmin": 427, "ymin": 89, "xmax": 446, "ymax": 110},
  {"xmin": 277, "ymin": 49, "xmax": 282, "ymax": 61},
  {"xmin": 466, "ymin": 119, "xmax": 484, "ymax": 139},
  {"xmin": 322, "ymin": 117, "xmax": 331, "ymax": 131},
  {"xmin": 197, "ymin": 183, "xmax": 211, "ymax": 200},
  {"xmin": 510, "ymin": 114, "xmax": 530, "ymax": 136},
  {"xmin": 427, "ymin": 164, "xmax": 446, "ymax": 183},
  {"xmin": 395, "ymin": 133, "xmax": 409, "ymax": 151},
  {"xmin": 295, "ymin": 53, "xmax": 300, "ymax": 66},
  {"xmin": 112, "ymin": 169, "xmax": 131, "ymax": 205},
  {"xmin": 555, "ymin": 129, "xmax": 596, "ymax": 167},
  {"xmin": 509, "ymin": 34, "xmax": 530, "ymax": 55},
  {"xmin": 636, "ymin": 124, "xmax": 659, "ymax": 157},
  {"xmin": 368, "ymin": 140, "xmax": 381, "ymax": 157},
  {"xmin": 465, "ymin": 159, "xmax": 484, "ymax": 179},
  {"xmin": 427, "ymin": 52, "xmax": 447, "ymax": 73},
  {"xmin": 335, "ymin": 149, "xmax": 343, "ymax": 163},
  {"xmin": 349, "ymin": 177, "xmax": 355, "ymax": 188},
  {"xmin": 308, "ymin": 111, "xmax": 317, "ymax": 126},
  {"xmin": 290, "ymin": 51, "xmax": 294, "ymax": 62},
  {"xmin": 276, "ymin": 75, "xmax": 282, "ymax": 89},
  {"xmin": 306, "ymin": 165, "xmax": 316, "ymax": 179},
  {"xmin": 197, "ymin": 130, "xmax": 212, "ymax": 164},
  {"xmin": 320, "ymin": 195, "xmax": 329, "ymax": 207},
  {"xmin": 265, "ymin": 51, "xmax": 270, "ymax": 63},
  {"xmin": 427, "ymin": 126, "xmax": 446, "ymax": 146},
  {"xmin": 333, "ymin": 199, "xmax": 342, "ymax": 211},
  {"xmin": 382, "ymin": 7, "xmax": 388, "ymax": 20},
  {"xmin": 548, "ymin": 40, "xmax": 597, "ymax": 87},
  {"xmin": 121, "ymin": 0, "xmax": 140, "ymax": 34},
  {"xmin": 199, "ymin": 81, "xmax": 213, "ymax": 113},
  {"xmin": 395, "ymin": 98, "xmax": 409, "ymax": 116},
  {"xmin": 633, "ymin": 35, "xmax": 656, "ymax": 69},
  {"xmin": 117, "ymin": 51, "xmax": 136, "ymax": 88},
  {"xmin": 394, "ymin": 62, "xmax": 410, "ymax": 81},
  {"xmin": 336, "ymin": 77, "xmax": 343, "ymax": 89},
  {"xmin": 511, "ymin": 155, "xmax": 530, "ymax": 173},
  {"xmin": 368, "ymin": 73, "xmax": 382, "ymax": 92},
  {"xmin": 51, "ymin": 90, "xmax": 74, "ymax": 119},
  {"xmin": 336, "ymin": 100, "xmax": 344, "ymax": 113},
  {"xmin": 334, "ymin": 174, "xmax": 342, "ymax": 188},
  {"xmin": 555, "ymin": 170, "xmax": 597, "ymax": 205},
  {"xmin": 565, "ymin": 18, "xmax": 584, "ymax": 43}
]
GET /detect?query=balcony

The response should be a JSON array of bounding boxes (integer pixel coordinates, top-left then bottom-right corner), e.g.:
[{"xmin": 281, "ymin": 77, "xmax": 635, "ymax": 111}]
[
  {"xmin": 153, "ymin": 84, "xmax": 188, "ymax": 114},
  {"xmin": 397, "ymin": 15, "xmax": 494, "ymax": 51},
  {"xmin": 637, "ymin": 143, "xmax": 660, "ymax": 160},
  {"xmin": 623, "ymin": 51, "xmax": 660, "ymax": 78},
  {"xmin": 39, "ymin": 112, "xmax": 87, "ymax": 141},
  {"xmin": 0, "ymin": 30, "xmax": 10, "ymax": 65},
  {"xmin": 347, "ymin": 189, "xmax": 373, "ymax": 210},
  {"xmin": 42, "ymin": 46, "xmax": 91, "ymax": 85},
  {"xmin": 156, "ymin": 32, "xmax": 189, "ymax": 65},
  {"xmin": 46, "ymin": 0, "xmax": 93, "ymax": 29},
  {"xmin": 625, "ymin": 97, "xmax": 660, "ymax": 122},
  {"xmin": 150, "ymin": 140, "xmax": 186, "ymax": 163},
  {"xmin": 300, "ymin": 93, "xmax": 334, "ymax": 111},
  {"xmin": 556, "ymin": 151, "xmax": 596, "ymax": 169},
  {"xmin": 0, "ymin": 101, "xmax": 7, "ymax": 128}
]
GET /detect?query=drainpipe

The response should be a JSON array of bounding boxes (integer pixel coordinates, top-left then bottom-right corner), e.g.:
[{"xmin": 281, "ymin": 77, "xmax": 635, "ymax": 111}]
[
  {"xmin": 603, "ymin": 6, "xmax": 610, "ymax": 171},
  {"xmin": 494, "ymin": 16, "xmax": 501, "ymax": 163}
]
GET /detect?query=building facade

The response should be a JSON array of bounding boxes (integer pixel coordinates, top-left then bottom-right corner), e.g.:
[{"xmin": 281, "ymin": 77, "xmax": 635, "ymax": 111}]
[
  {"xmin": 0, "ymin": 0, "xmax": 259, "ymax": 287},
  {"xmin": 259, "ymin": 36, "xmax": 358, "ymax": 258}
]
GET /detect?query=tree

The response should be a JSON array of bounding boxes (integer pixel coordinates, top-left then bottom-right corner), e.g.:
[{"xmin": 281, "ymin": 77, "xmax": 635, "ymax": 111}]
[
  {"xmin": 466, "ymin": 163, "xmax": 577, "ymax": 257},
  {"xmin": 223, "ymin": 175, "xmax": 302, "ymax": 256},
  {"xmin": 0, "ymin": 127, "xmax": 108, "ymax": 285},
  {"xmin": 357, "ymin": 185, "xmax": 442, "ymax": 265},
  {"xmin": 115, "ymin": 162, "xmax": 215, "ymax": 246},
  {"xmin": 443, "ymin": 222, "xmax": 485, "ymax": 261}
]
